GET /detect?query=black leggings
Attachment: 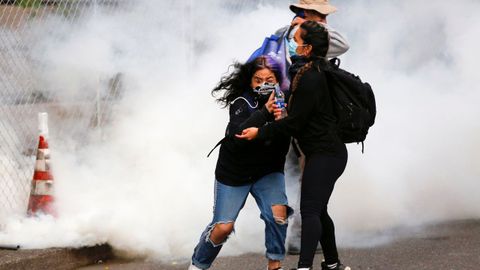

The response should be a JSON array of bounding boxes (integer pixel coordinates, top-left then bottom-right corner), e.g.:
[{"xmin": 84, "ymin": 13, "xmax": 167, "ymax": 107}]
[{"xmin": 298, "ymin": 145, "xmax": 348, "ymax": 268}]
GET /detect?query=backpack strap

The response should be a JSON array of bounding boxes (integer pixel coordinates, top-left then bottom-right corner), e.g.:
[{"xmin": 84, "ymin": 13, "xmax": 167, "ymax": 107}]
[
  {"xmin": 329, "ymin": 57, "xmax": 341, "ymax": 68},
  {"xmin": 291, "ymin": 138, "xmax": 303, "ymax": 158},
  {"xmin": 207, "ymin": 137, "xmax": 226, "ymax": 158}
]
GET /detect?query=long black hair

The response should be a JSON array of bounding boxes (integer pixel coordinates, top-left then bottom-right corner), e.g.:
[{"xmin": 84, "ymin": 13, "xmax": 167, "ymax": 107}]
[{"xmin": 212, "ymin": 55, "xmax": 282, "ymax": 107}]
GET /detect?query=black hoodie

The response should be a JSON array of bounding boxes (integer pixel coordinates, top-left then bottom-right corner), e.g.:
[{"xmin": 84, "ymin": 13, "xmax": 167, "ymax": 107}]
[{"xmin": 215, "ymin": 91, "xmax": 290, "ymax": 186}]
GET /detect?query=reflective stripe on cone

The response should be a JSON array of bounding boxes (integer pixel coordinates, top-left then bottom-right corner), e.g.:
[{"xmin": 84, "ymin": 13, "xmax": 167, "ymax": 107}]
[
  {"xmin": 31, "ymin": 180, "xmax": 54, "ymax": 196},
  {"xmin": 27, "ymin": 134, "xmax": 55, "ymax": 216}
]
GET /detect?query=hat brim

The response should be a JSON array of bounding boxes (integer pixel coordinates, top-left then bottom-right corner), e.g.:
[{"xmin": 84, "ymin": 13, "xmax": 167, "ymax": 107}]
[{"xmin": 290, "ymin": 3, "xmax": 337, "ymax": 15}]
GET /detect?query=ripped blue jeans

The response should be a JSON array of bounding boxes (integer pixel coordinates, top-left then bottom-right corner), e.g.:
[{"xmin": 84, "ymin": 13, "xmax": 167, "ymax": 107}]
[{"xmin": 191, "ymin": 172, "xmax": 292, "ymax": 269}]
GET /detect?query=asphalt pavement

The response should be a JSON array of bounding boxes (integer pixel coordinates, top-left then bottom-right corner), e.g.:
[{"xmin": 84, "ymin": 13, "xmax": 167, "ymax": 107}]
[
  {"xmin": 1, "ymin": 220, "xmax": 479, "ymax": 270},
  {"xmin": 0, "ymin": 244, "xmax": 112, "ymax": 270},
  {"xmin": 78, "ymin": 219, "xmax": 480, "ymax": 270}
]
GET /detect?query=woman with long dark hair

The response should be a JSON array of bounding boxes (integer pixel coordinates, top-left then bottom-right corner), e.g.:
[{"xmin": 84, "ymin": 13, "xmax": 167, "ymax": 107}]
[
  {"xmin": 237, "ymin": 21, "xmax": 351, "ymax": 270},
  {"xmin": 189, "ymin": 56, "xmax": 292, "ymax": 270}
]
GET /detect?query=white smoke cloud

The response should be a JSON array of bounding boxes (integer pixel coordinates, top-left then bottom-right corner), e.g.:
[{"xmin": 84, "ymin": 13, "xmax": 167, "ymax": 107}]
[
  {"xmin": 328, "ymin": 0, "xmax": 480, "ymax": 245},
  {"xmin": 0, "ymin": 0, "xmax": 479, "ymax": 261}
]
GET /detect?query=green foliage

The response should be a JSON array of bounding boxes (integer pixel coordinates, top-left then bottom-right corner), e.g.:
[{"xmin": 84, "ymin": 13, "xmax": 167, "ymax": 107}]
[{"xmin": 16, "ymin": 0, "xmax": 43, "ymax": 8}]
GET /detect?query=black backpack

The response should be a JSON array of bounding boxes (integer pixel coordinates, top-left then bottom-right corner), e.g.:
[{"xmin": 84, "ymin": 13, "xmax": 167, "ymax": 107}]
[{"xmin": 323, "ymin": 58, "xmax": 376, "ymax": 151}]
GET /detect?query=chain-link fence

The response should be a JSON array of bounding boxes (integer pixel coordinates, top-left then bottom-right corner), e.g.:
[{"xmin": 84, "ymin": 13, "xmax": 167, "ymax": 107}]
[
  {"xmin": 0, "ymin": 0, "xmax": 126, "ymax": 225},
  {"xmin": 0, "ymin": 0, "xmax": 289, "ymax": 228}
]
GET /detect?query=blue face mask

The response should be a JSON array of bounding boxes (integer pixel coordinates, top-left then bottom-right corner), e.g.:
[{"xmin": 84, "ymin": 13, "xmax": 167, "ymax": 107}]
[
  {"xmin": 287, "ymin": 25, "xmax": 300, "ymax": 57},
  {"xmin": 296, "ymin": 10, "xmax": 305, "ymax": 19},
  {"xmin": 288, "ymin": 39, "xmax": 298, "ymax": 57}
]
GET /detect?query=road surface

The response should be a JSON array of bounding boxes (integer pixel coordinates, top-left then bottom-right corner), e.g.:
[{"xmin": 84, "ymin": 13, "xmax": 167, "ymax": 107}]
[{"xmin": 79, "ymin": 219, "xmax": 480, "ymax": 270}]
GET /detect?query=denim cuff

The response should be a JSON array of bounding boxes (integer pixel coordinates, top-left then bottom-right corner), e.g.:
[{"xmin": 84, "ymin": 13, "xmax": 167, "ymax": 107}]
[
  {"xmin": 192, "ymin": 259, "xmax": 211, "ymax": 270},
  {"xmin": 266, "ymin": 251, "xmax": 285, "ymax": 261}
]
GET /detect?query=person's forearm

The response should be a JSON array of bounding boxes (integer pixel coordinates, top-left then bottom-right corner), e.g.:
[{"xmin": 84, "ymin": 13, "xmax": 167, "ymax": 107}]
[{"xmin": 258, "ymin": 92, "xmax": 313, "ymax": 140}]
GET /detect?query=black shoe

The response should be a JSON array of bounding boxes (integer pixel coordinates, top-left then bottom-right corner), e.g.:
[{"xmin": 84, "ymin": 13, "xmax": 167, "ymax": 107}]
[{"xmin": 321, "ymin": 261, "xmax": 351, "ymax": 270}]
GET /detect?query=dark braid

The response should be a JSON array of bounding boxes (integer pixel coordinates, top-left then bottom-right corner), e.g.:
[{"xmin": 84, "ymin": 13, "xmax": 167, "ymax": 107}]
[{"xmin": 291, "ymin": 61, "xmax": 313, "ymax": 93}]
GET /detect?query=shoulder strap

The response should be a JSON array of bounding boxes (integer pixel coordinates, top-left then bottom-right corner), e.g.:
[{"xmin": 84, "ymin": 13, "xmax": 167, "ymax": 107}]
[
  {"xmin": 207, "ymin": 137, "xmax": 226, "ymax": 158},
  {"xmin": 291, "ymin": 138, "xmax": 303, "ymax": 158},
  {"xmin": 329, "ymin": 57, "xmax": 341, "ymax": 68}
]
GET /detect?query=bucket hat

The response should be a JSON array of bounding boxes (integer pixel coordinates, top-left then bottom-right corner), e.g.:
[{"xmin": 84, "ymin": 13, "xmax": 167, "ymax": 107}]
[{"xmin": 290, "ymin": 0, "xmax": 337, "ymax": 15}]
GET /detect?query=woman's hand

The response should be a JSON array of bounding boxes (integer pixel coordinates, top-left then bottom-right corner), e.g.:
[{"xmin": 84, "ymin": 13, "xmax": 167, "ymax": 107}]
[
  {"xmin": 273, "ymin": 103, "xmax": 288, "ymax": 120},
  {"xmin": 265, "ymin": 91, "xmax": 275, "ymax": 113},
  {"xmin": 235, "ymin": 127, "xmax": 259, "ymax": 140}
]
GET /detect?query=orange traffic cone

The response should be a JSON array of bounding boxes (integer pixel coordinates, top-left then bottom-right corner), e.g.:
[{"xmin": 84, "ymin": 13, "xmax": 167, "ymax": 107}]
[{"xmin": 27, "ymin": 134, "xmax": 55, "ymax": 216}]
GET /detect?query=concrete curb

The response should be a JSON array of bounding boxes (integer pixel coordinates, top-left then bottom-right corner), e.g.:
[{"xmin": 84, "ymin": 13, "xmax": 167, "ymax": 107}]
[{"xmin": 0, "ymin": 244, "xmax": 113, "ymax": 270}]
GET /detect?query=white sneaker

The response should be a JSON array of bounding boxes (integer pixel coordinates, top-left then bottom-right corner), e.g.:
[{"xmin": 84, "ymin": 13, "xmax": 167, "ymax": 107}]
[{"xmin": 321, "ymin": 261, "xmax": 351, "ymax": 270}]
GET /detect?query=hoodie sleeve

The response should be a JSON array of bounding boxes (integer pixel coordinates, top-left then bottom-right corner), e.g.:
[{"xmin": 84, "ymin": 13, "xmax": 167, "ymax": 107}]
[
  {"xmin": 257, "ymin": 70, "xmax": 326, "ymax": 140},
  {"xmin": 224, "ymin": 98, "xmax": 273, "ymax": 148},
  {"xmin": 322, "ymin": 23, "xmax": 350, "ymax": 58}
]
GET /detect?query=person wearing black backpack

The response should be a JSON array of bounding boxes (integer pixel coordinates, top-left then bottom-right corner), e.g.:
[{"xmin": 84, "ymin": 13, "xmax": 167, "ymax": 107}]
[{"xmin": 237, "ymin": 21, "xmax": 351, "ymax": 270}]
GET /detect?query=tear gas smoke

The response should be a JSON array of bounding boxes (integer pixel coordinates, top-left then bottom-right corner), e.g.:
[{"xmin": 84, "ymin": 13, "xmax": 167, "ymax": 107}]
[{"xmin": 1, "ymin": 0, "xmax": 479, "ymax": 261}]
